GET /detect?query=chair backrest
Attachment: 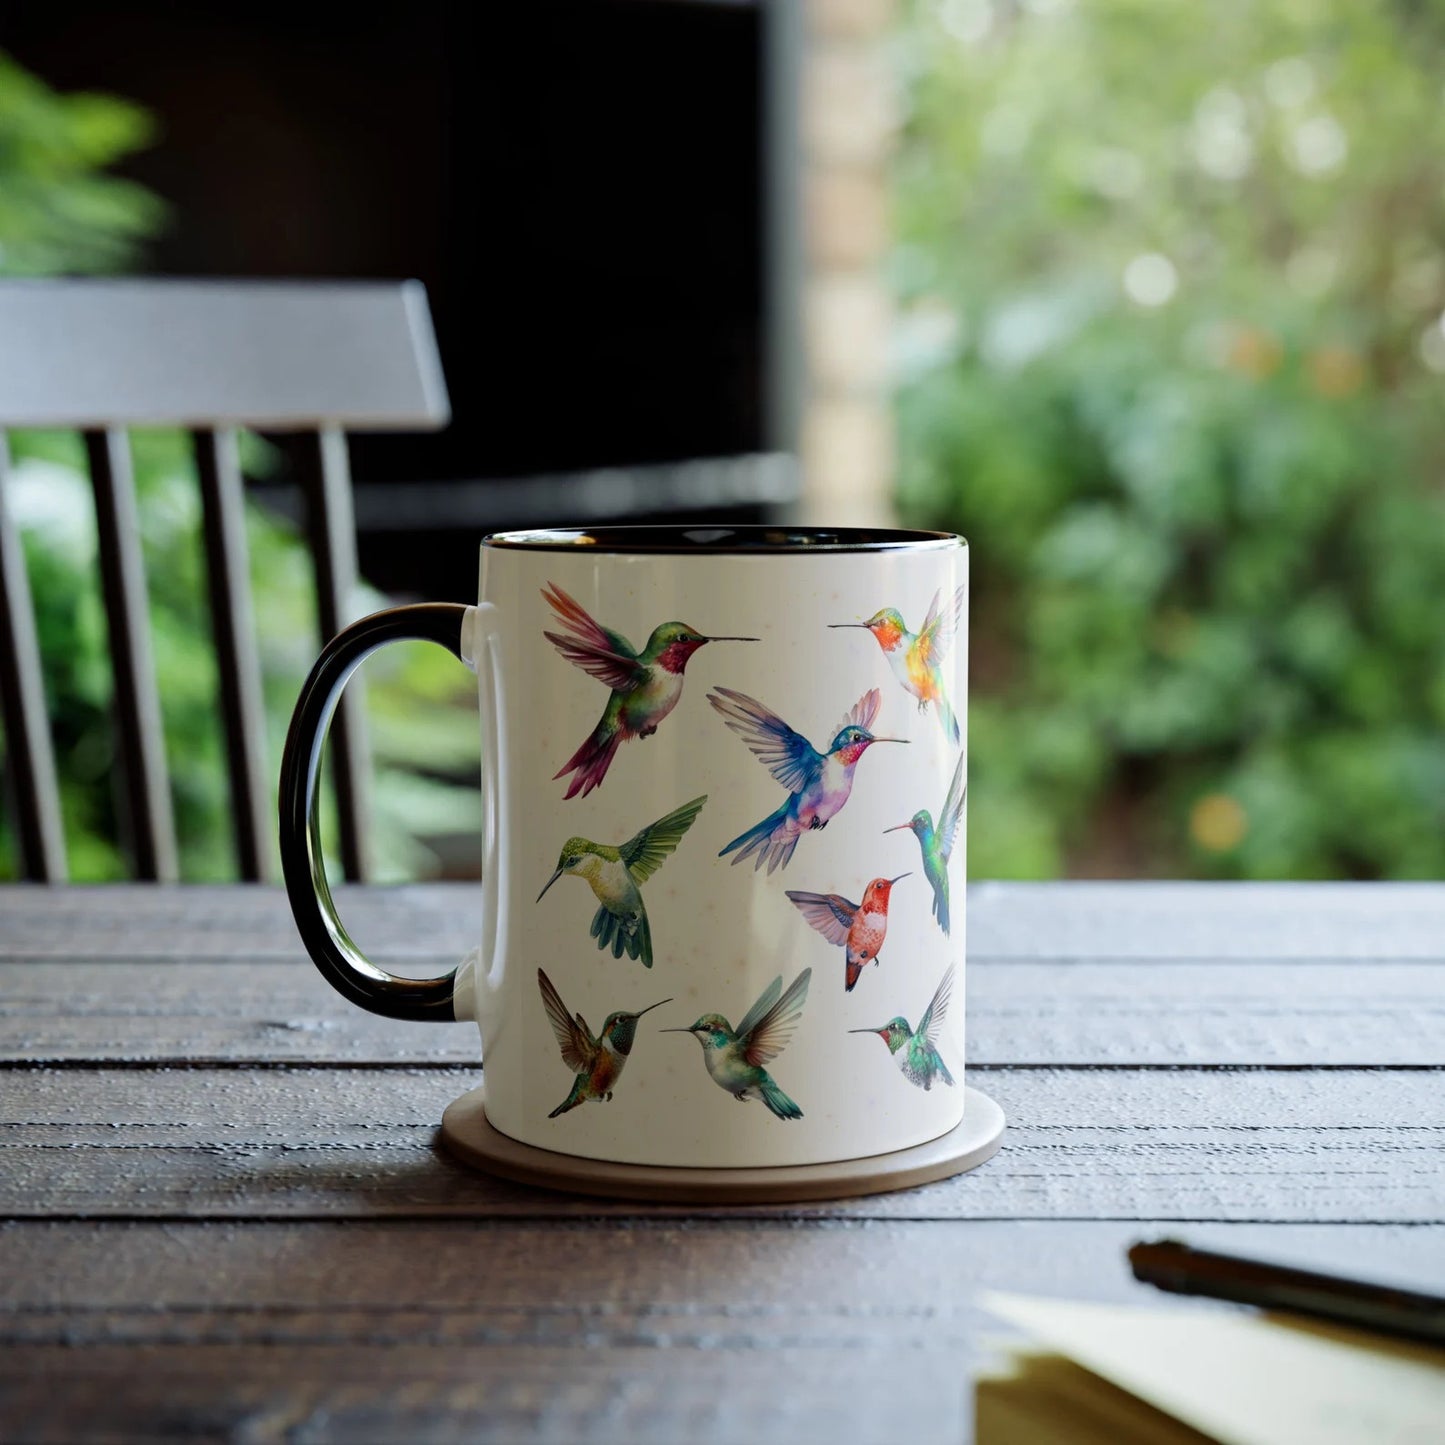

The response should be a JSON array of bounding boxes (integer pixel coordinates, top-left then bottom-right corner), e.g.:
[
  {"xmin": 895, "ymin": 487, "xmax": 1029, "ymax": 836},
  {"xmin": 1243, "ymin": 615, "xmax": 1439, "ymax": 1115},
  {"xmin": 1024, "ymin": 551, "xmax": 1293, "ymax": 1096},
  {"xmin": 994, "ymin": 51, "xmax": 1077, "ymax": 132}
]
[{"xmin": 0, "ymin": 279, "xmax": 450, "ymax": 884}]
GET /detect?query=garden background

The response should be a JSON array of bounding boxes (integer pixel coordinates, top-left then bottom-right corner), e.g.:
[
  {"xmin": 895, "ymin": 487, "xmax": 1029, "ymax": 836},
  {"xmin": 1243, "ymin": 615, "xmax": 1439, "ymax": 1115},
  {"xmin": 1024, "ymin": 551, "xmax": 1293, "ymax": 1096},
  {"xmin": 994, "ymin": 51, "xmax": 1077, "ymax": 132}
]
[{"xmin": 4, "ymin": 0, "xmax": 1444, "ymax": 881}]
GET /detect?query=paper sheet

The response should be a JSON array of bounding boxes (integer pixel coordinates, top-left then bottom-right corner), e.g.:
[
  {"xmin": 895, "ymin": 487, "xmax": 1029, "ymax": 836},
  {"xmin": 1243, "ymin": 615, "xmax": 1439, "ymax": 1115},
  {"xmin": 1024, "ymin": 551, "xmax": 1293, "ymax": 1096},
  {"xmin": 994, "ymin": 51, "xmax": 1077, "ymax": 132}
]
[{"xmin": 980, "ymin": 1292, "xmax": 1445, "ymax": 1445}]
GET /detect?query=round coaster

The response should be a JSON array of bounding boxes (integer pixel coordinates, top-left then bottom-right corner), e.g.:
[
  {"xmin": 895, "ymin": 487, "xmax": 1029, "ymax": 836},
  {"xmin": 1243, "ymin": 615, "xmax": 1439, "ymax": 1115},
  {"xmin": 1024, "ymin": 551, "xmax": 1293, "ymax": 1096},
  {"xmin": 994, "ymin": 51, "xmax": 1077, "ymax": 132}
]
[{"xmin": 439, "ymin": 1086, "xmax": 1005, "ymax": 1204}]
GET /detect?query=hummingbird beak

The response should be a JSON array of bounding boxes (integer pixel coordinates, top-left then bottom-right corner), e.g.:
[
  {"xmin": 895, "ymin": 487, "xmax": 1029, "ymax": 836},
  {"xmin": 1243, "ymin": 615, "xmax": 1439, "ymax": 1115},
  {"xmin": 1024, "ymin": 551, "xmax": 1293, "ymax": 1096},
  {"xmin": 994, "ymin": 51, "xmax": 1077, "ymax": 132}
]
[
  {"xmin": 888, "ymin": 872, "xmax": 911, "ymax": 885},
  {"xmin": 659, "ymin": 1026, "xmax": 693, "ymax": 1034},
  {"xmin": 633, "ymin": 998, "xmax": 673, "ymax": 1019},
  {"xmin": 883, "ymin": 823, "xmax": 911, "ymax": 834},
  {"xmin": 869, "ymin": 737, "xmax": 908, "ymax": 746},
  {"xmin": 828, "ymin": 622, "xmax": 869, "ymax": 629},
  {"xmin": 703, "ymin": 635, "xmax": 759, "ymax": 643},
  {"xmin": 848, "ymin": 1027, "xmax": 885, "ymax": 1036},
  {"xmin": 536, "ymin": 868, "xmax": 563, "ymax": 902}
]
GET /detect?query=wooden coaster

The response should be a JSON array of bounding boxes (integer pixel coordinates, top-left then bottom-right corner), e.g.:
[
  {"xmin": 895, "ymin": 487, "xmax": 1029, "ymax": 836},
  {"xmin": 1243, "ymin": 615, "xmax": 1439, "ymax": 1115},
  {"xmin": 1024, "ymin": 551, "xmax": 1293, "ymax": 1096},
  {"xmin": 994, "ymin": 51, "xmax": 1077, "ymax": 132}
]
[{"xmin": 439, "ymin": 1086, "xmax": 1005, "ymax": 1204}]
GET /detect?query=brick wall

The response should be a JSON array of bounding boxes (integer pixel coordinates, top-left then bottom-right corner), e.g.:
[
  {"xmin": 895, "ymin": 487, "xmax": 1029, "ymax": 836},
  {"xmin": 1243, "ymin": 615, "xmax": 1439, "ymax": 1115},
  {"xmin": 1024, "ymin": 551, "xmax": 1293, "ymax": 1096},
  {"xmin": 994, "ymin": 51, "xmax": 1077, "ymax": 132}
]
[{"xmin": 799, "ymin": 0, "xmax": 898, "ymax": 526}]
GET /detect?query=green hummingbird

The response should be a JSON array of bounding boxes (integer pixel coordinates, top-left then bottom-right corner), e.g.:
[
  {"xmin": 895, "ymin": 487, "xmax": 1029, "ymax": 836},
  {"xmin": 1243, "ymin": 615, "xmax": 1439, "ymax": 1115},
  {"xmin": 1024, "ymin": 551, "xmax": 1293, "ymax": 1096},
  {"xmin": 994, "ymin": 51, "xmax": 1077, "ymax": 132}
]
[
  {"xmin": 537, "ymin": 795, "xmax": 706, "ymax": 969},
  {"xmin": 537, "ymin": 968, "xmax": 671, "ymax": 1118},
  {"xmin": 885, "ymin": 751, "xmax": 966, "ymax": 936},
  {"xmin": 850, "ymin": 964, "xmax": 956, "ymax": 1091},
  {"xmin": 665, "ymin": 967, "xmax": 811, "ymax": 1121},
  {"xmin": 543, "ymin": 583, "xmax": 757, "ymax": 798}
]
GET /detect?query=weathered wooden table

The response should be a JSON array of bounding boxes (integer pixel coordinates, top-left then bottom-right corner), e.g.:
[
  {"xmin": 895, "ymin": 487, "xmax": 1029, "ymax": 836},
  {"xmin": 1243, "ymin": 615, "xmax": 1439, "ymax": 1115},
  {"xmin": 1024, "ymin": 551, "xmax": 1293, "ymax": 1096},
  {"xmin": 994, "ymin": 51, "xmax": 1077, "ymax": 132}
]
[{"xmin": 1, "ymin": 883, "xmax": 1441, "ymax": 1442}]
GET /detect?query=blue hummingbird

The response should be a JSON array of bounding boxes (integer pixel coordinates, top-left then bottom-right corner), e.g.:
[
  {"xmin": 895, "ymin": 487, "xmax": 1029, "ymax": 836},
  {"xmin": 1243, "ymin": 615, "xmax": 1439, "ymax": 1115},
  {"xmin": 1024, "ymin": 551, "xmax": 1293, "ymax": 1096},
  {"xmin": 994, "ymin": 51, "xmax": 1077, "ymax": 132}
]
[{"xmin": 708, "ymin": 687, "xmax": 907, "ymax": 874}]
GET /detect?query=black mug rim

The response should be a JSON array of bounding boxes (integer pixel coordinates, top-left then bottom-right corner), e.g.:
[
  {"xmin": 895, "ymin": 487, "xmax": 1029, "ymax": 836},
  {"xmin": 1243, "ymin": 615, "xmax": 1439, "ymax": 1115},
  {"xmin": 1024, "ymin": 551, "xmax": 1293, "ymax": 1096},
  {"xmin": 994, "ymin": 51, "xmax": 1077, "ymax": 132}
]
[{"xmin": 481, "ymin": 524, "xmax": 966, "ymax": 554}]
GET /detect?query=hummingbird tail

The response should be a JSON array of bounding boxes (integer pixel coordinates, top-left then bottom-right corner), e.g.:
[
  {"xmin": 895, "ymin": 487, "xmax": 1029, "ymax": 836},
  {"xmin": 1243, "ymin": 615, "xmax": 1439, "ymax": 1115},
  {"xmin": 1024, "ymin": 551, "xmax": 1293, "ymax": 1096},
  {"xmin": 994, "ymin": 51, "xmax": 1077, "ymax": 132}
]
[
  {"xmin": 555, "ymin": 724, "xmax": 622, "ymax": 800},
  {"xmin": 937, "ymin": 1056, "xmax": 956, "ymax": 1088},
  {"xmin": 758, "ymin": 1075, "xmax": 803, "ymax": 1121},
  {"xmin": 932, "ymin": 881, "xmax": 951, "ymax": 937},
  {"xmin": 590, "ymin": 903, "xmax": 652, "ymax": 968},
  {"xmin": 548, "ymin": 1079, "xmax": 588, "ymax": 1118},
  {"xmin": 719, "ymin": 802, "xmax": 798, "ymax": 874},
  {"xmin": 936, "ymin": 690, "xmax": 961, "ymax": 748}
]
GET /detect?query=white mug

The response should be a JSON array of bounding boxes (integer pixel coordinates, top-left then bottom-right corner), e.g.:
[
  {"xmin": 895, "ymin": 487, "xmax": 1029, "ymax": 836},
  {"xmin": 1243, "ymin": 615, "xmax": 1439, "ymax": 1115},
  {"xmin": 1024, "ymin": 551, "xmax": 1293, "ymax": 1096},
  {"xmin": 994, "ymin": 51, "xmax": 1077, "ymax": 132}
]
[{"xmin": 281, "ymin": 526, "xmax": 968, "ymax": 1173}]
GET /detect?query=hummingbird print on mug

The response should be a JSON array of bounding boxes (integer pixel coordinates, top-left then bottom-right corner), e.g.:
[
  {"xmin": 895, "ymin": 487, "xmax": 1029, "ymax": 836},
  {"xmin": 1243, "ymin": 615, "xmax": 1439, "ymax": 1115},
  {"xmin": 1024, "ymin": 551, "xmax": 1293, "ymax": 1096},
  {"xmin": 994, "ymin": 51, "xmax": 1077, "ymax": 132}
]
[
  {"xmin": 537, "ymin": 968, "xmax": 671, "ymax": 1118},
  {"xmin": 708, "ymin": 687, "xmax": 906, "ymax": 874},
  {"xmin": 831, "ymin": 585, "xmax": 965, "ymax": 746},
  {"xmin": 666, "ymin": 968, "xmax": 812, "ymax": 1120},
  {"xmin": 886, "ymin": 751, "xmax": 966, "ymax": 936},
  {"xmin": 537, "ymin": 796, "xmax": 707, "ymax": 969},
  {"xmin": 851, "ymin": 965, "xmax": 956, "ymax": 1092},
  {"xmin": 543, "ymin": 583, "xmax": 756, "ymax": 798},
  {"xmin": 785, "ymin": 874, "xmax": 909, "ymax": 991}
]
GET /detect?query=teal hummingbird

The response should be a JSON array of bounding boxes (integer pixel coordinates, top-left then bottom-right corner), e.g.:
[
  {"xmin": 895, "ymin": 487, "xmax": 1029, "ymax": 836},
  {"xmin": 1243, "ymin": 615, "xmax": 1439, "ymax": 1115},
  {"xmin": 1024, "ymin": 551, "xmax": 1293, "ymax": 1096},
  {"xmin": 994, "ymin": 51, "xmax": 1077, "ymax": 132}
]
[
  {"xmin": 885, "ymin": 752, "xmax": 966, "ymax": 935},
  {"xmin": 537, "ymin": 968, "xmax": 671, "ymax": 1117},
  {"xmin": 665, "ymin": 968, "xmax": 811, "ymax": 1120},
  {"xmin": 850, "ymin": 964, "xmax": 956, "ymax": 1091},
  {"xmin": 709, "ymin": 687, "xmax": 906, "ymax": 874},
  {"xmin": 543, "ymin": 583, "xmax": 756, "ymax": 798},
  {"xmin": 537, "ymin": 796, "xmax": 707, "ymax": 969}
]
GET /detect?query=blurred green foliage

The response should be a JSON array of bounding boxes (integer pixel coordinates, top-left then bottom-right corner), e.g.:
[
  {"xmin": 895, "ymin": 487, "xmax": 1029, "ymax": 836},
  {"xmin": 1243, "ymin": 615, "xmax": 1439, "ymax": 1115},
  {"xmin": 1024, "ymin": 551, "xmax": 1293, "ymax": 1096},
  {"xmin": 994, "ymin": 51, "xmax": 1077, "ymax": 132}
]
[
  {"xmin": 0, "ymin": 52, "xmax": 164, "ymax": 273},
  {"xmin": 893, "ymin": 0, "xmax": 1445, "ymax": 878},
  {"xmin": 0, "ymin": 56, "xmax": 478, "ymax": 881}
]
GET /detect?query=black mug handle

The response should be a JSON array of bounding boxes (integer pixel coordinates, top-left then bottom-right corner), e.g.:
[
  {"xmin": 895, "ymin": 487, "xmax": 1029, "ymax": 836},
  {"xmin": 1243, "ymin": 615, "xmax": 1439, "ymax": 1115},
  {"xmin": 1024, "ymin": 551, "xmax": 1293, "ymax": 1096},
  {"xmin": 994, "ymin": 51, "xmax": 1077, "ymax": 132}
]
[{"xmin": 279, "ymin": 602, "xmax": 473, "ymax": 1021}]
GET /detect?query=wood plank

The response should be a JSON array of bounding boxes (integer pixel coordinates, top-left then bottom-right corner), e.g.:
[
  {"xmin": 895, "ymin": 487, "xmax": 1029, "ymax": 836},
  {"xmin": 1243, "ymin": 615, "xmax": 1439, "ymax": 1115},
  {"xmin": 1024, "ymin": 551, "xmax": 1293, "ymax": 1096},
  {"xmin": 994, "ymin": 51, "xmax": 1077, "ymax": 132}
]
[
  {"xmin": 193, "ymin": 427, "xmax": 271, "ymax": 882},
  {"xmin": 4, "ymin": 958, "xmax": 1444, "ymax": 1067},
  {"xmin": 965, "ymin": 881, "xmax": 1445, "ymax": 961},
  {"xmin": 1, "ymin": 1067, "xmax": 1439, "ymax": 1222},
  {"xmin": 0, "ymin": 279, "xmax": 450, "ymax": 430},
  {"xmin": 2, "ymin": 1219, "xmax": 1433, "ymax": 1325},
  {"xmin": 0, "ymin": 1220, "xmax": 1435, "ymax": 1445},
  {"xmin": 1, "ymin": 883, "xmax": 1442, "ymax": 964},
  {"xmin": 0, "ymin": 1345, "xmax": 911, "ymax": 1445},
  {"xmin": 0, "ymin": 885, "xmax": 483, "ymax": 959},
  {"xmin": 0, "ymin": 436, "xmax": 67, "ymax": 881}
]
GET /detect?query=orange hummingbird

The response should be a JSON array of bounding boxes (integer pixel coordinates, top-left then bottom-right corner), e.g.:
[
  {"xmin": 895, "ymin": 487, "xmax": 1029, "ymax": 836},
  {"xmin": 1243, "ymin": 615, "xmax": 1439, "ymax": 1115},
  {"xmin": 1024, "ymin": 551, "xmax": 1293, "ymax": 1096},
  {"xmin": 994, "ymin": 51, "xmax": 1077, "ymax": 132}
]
[
  {"xmin": 785, "ymin": 874, "xmax": 909, "ymax": 991},
  {"xmin": 831, "ymin": 585, "xmax": 965, "ymax": 745}
]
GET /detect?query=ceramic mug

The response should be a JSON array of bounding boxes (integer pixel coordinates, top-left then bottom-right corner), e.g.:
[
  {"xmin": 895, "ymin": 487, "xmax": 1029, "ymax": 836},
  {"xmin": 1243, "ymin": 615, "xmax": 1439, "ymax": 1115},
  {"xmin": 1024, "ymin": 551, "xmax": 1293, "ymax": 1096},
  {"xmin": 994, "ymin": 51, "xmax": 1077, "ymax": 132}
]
[{"xmin": 280, "ymin": 526, "xmax": 968, "ymax": 1171}]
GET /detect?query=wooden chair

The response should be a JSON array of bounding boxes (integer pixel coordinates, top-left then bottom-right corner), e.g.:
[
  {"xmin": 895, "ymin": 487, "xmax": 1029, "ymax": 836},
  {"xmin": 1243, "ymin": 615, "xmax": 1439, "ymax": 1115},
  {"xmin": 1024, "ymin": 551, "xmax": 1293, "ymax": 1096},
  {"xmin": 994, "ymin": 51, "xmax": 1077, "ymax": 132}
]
[{"xmin": 0, "ymin": 279, "xmax": 450, "ymax": 884}]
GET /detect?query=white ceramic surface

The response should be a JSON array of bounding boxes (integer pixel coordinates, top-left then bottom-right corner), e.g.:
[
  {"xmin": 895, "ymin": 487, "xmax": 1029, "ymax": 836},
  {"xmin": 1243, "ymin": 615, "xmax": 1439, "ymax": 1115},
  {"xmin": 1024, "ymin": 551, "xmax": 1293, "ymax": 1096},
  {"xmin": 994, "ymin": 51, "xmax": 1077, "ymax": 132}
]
[{"xmin": 454, "ymin": 531, "xmax": 969, "ymax": 1169}]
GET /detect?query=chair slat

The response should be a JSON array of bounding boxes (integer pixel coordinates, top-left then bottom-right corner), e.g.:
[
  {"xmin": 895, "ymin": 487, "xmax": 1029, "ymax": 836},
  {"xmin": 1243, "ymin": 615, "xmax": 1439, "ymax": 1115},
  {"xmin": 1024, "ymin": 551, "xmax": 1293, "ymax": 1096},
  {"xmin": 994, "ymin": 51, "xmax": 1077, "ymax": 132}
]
[
  {"xmin": 84, "ymin": 429, "xmax": 178, "ymax": 883},
  {"xmin": 0, "ymin": 435, "xmax": 67, "ymax": 881},
  {"xmin": 193, "ymin": 429, "xmax": 272, "ymax": 882},
  {"xmin": 0, "ymin": 281, "xmax": 450, "ymax": 431},
  {"xmin": 297, "ymin": 427, "xmax": 370, "ymax": 883}
]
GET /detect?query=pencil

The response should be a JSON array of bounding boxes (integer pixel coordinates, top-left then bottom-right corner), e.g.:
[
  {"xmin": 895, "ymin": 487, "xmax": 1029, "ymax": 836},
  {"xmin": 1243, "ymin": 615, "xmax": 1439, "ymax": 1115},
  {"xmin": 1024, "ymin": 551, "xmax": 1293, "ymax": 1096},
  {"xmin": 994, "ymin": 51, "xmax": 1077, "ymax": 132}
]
[{"xmin": 1128, "ymin": 1238, "xmax": 1445, "ymax": 1348}]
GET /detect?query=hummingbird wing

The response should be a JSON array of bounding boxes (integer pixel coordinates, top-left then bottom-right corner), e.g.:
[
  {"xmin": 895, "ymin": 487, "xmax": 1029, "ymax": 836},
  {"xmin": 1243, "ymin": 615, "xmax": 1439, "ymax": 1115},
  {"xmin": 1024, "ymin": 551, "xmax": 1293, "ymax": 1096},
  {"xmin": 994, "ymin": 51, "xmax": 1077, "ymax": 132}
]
[
  {"xmin": 831, "ymin": 687, "xmax": 882, "ymax": 739},
  {"xmin": 732, "ymin": 975, "xmax": 781, "ymax": 1044},
  {"xmin": 936, "ymin": 752, "xmax": 967, "ymax": 864},
  {"xmin": 784, "ymin": 890, "xmax": 857, "ymax": 947},
  {"xmin": 619, "ymin": 795, "xmax": 708, "ymax": 884},
  {"xmin": 537, "ymin": 968, "xmax": 595, "ymax": 1073},
  {"xmin": 708, "ymin": 688, "xmax": 822, "ymax": 793},
  {"xmin": 917, "ymin": 964, "xmax": 956, "ymax": 1048},
  {"xmin": 739, "ymin": 967, "xmax": 811, "ymax": 1067},
  {"xmin": 542, "ymin": 583, "xmax": 646, "ymax": 692},
  {"xmin": 916, "ymin": 584, "xmax": 965, "ymax": 670}
]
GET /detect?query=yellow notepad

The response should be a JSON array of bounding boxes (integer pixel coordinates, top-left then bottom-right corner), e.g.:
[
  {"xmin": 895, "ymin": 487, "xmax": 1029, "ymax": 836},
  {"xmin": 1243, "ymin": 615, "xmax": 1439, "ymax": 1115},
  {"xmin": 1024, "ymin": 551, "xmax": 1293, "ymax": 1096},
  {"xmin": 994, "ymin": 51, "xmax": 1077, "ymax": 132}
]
[{"xmin": 978, "ymin": 1293, "xmax": 1445, "ymax": 1445}]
